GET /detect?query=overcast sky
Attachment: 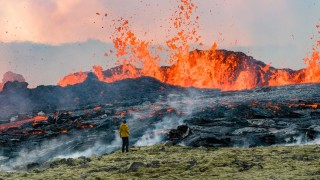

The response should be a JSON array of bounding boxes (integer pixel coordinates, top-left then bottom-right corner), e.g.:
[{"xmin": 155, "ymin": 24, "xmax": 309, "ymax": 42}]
[{"xmin": 0, "ymin": 0, "xmax": 319, "ymax": 86}]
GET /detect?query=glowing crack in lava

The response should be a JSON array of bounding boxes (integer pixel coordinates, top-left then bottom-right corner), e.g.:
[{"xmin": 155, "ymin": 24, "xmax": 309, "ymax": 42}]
[
  {"xmin": 58, "ymin": 0, "xmax": 320, "ymax": 91},
  {"xmin": 0, "ymin": 115, "xmax": 48, "ymax": 131}
]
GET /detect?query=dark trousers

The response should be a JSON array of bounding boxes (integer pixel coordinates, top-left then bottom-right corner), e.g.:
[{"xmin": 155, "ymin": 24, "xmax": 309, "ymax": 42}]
[{"xmin": 122, "ymin": 137, "xmax": 129, "ymax": 152}]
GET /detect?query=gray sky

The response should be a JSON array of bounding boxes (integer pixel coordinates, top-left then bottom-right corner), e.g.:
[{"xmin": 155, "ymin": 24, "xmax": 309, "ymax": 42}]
[{"xmin": 0, "ymin": 0, "xmax": 319, "ymax": 86}]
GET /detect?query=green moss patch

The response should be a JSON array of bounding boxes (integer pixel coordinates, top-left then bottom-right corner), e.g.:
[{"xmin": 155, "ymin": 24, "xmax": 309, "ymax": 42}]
[{"xmin": 1, "ymin": 144, "xmax": 320, "ymax": 179}]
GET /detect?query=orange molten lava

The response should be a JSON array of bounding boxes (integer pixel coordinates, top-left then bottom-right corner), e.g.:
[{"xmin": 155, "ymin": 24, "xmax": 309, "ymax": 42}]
[
  {"xmin": 59, "ymin": 129, "xmax": 68, "ymax": 133},
  {"xmin": 58, "ymin": 71, "xmax": 87, "ymax": 87},
  {"xmin": 0, "ymin": 115, "xmax": 48, "ymax": 131},
  {"xmin": 26, "ymin": 130, "xmax": 45, "ymax": 135},
  {"xmin": 78, "ymin": 124, "xmax": 94, "ymax": 129},
  {"xmin": 93, "ymin": 106, "xmax": 102, "ymax": 111},
  {"xmin": 58, "ymin": 0, "xmax": 320, "ymax": 91}
]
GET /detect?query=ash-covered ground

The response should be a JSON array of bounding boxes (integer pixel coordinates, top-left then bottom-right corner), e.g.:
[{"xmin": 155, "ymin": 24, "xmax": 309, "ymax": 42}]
[{"xmin": 0, "ymin": 76, "xmax": 319, "ymax": 171}]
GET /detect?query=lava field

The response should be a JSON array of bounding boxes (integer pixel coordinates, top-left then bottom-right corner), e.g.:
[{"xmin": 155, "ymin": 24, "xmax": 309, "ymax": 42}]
[{"xmin": 0, "ymin": 75, "xmax": 319, "ymax": 170}]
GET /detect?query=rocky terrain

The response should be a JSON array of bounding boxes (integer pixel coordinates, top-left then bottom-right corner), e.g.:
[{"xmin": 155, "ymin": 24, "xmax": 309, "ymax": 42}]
[
  {"xmin": 0, "ymin": 74, "xmax": 189, "ymax": 120},
  {"xmin": 0, "ymin": 75, "xmax": 319, "ymax": 171},
  {"xmin": 1, "ymin": 144, "xmax": 320, "ymax": 179}
]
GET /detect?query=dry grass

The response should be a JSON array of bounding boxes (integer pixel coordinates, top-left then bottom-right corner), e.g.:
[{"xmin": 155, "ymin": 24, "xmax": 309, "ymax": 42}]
[{"xmin": 1, "ymin": 144, "xmax": 320, "ymax": 180}]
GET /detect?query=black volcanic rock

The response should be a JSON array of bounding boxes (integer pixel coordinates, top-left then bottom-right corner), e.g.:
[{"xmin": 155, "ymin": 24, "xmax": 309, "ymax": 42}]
[
  {"xmin": 2, "ymin": 81, "xmax": 29, "ymax": 93},
  {"xmin": 0, "ymin": 76, "xmax": 187, "ymax": 119}
]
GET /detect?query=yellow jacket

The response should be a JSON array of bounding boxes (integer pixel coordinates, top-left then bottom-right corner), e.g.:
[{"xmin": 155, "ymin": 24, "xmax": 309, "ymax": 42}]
[{"xmin": 119, "ymin": 123, "xmax": 130, "ymax": 137}]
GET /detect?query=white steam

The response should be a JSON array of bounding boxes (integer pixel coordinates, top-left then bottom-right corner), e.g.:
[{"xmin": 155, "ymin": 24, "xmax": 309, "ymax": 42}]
[
  {"xmin": 56, "ymin": 131, "xmax": 121, "ymax": 159},
  {"xmin": 134, "ymin": 116, "xmax": 182, "ymax": 146},
  {"xmin": 0, "ymin": 131, "xmax": 121, "ymax": 172},
  {"xmin": 283, "ymin": 134, "xmax": 320, "ymax": 147}
]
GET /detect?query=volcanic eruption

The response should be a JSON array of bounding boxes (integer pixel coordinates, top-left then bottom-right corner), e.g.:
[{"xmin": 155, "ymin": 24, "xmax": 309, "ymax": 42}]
[
  {"xmin": 1, "ymin": 0, "xmax": 320, "ymax": 172},
  {"xmin": 58, "ymin": 0, "xmax": 320, "ymax": 91}
]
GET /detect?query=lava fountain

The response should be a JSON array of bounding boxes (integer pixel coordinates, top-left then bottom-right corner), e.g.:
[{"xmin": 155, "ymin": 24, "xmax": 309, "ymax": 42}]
[{"xmin": 58, "ymin": 0, "xmax": 320, "ymax": 91}]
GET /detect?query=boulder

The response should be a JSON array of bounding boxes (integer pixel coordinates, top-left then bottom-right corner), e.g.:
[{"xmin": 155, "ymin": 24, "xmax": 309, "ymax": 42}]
[{"xmin": 128, "ymin": 162, "xmax": 146, "ymax": 172}]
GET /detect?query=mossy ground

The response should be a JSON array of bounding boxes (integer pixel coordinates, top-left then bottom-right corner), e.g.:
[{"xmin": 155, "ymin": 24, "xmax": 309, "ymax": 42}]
[{"xmin": 1, "ymin": 144, "xmax": 320, "ymax": 180}]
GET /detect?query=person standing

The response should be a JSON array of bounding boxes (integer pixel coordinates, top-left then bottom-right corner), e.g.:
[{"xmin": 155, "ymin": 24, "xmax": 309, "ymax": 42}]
[{"xmin": 119, "ymin": 120, "xmax": 130, "ymax": 152}]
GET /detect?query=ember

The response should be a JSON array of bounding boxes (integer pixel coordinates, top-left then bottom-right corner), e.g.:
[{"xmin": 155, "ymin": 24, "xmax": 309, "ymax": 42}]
[
  {"xmin": 59, "ymin": 129, "xmax": 68, "ymax": 133},
  {"xmin": 166, "ymin": 108, "xmax": 174, "ymax": 113},
  {"xmin": 93, "ymin": 106, "xmax": 102, "ymax": 111},
  {"xmin": 78, "ymin": 124, "xmax": 94, "ymax": 129},
  {"xmin": 25, "ymin": 130, "xmax": 45, "ymax": 135}
]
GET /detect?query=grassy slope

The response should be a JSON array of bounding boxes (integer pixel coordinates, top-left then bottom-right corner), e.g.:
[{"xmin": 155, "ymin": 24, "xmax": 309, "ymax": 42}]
[{"xmin": 1, "ymin": 144, "xmax": 320, "ymax": 180}]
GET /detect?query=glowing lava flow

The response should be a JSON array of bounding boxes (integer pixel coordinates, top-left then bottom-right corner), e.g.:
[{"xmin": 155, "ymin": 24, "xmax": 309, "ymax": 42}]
[
  {"xmin": 58, "ymin": 71, "xmax": 87, "ymax": 87},
  {"xmin": 58, "ymin": 0, "xmax": 320, "ymax": 91},
  {"xmin": 0, "ymin": 115, "xmax": 48, "ymax": 131}
]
